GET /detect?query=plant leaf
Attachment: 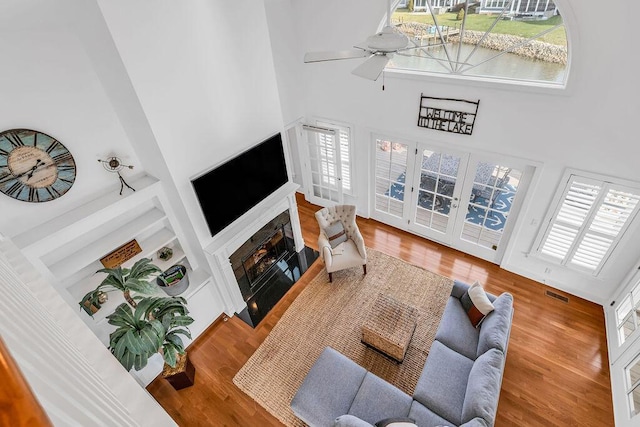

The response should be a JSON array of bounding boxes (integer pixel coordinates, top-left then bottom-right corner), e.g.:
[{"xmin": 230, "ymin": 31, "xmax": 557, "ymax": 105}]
[
  {"xmin": 129, "ymin": 258, "xmax": 161, "ymax": 279},
  {"xmin": 109, "ymin": 327, "xmax": 128, "ymax": 350},
  {"xmin": 123, "ymin": 329, "xmax": 143, "ymax": 355},
  {"xmin": 134, "ymin": 352, "xmax": 150, "ymax": 371},
  {"xmin": 121, "ymin": 351, "xmax": 136, "ymax": 371},
  {"xmin": 106, "ymin": 303, "xmax": 137, "ymax": 327},
  {"xmin": 137, "ymin": 325, "xmax": 162, "ymax": 354},
  {"xmin": 126, "ymin": 278, "xmax": 158, "ymax": 295},
  {"xmin": 171, "ymin": 328, "xmax": 192, "ymax": 341},
  {"xmin": 162, "ymin": 344, "xmax": 177, "ymax": 368},
  {"xmin": 171, "ymin": 315, "xmax": 195, "ymax": 327},
  {"xmin": 164, "ymin": 332, "xmax": 184, "ymax": 350}
]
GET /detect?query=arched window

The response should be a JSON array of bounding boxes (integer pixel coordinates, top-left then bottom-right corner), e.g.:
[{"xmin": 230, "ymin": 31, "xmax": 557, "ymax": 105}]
[{"xmin": 389, "ymin": 0, "xmax": 568, "ymax": 85}]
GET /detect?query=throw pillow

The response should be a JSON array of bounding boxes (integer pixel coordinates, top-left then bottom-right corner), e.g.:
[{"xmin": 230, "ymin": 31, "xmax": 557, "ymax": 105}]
[
  {"xmin": 324, "ymin": 221, "xmax": 348, "ymax": 249},
  {"xmin": 375, "ymin": 417, "xmax": 417, "ymax": 427},
  {"xmin": 460, "ymin": 281, "xmax": 495, "ymax": 328}
]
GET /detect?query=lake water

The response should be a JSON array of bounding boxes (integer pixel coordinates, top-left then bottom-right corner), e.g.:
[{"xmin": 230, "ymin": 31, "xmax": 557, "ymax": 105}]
[{"xmin": 388, "ymin": 43, "xmax": 566, "ymax": 84}]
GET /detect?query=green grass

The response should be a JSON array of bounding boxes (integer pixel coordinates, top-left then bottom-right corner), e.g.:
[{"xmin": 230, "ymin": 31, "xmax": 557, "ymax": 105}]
[{"xmin": 393, "ymin": 11, "xmax": 566, "ymax": 46}]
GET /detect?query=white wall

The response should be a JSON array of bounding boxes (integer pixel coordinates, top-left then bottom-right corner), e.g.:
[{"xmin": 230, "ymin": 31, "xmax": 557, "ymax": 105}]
[
  {"xmin": 97, "ymin": 0, "xmax": 285, "ymax": 249},
  {"xmin": 270, "ymin": 0, "xmax": 640, "ymax": 303},
  {"xmin": 0, "ymin": 2, "xmax": 142, "ymax": 237}
]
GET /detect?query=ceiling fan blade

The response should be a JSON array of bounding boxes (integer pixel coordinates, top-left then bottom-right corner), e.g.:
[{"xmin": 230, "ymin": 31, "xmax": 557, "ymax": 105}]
[
  {"xmin": 351, "ymin": 54, "xmax": 391, "ymax": 81},
  {"xmin": 304, "ymin": 49, "xmax": 370, "ymax": 63}
]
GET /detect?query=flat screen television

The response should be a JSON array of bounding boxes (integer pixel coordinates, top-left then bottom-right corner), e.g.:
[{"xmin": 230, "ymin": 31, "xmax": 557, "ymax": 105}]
[{"xmin": 192, "ymin": 132, "xmax": 289, "ymax": 237}]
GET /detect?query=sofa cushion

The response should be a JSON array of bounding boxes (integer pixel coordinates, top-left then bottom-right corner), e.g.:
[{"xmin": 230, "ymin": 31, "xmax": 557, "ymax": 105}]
[
  {"xmin": 476, "ymin": 293, "xmax": 514, "ymax": 357},
  {"xmin": 461, "ymin": 282, "xmax": 495, "ymax": 328},
  {"xmin": 407, "ymin": 401, "xmax": 455, "ymax": 427},
  {"xmin": 334, "ymin": 414, "xmax": 375, "ymax": 427},
  {"xmin": 413, "ymin": 340, "xmax": 474, "ymax": 425},
  {"xmin": 461, "ymin": 348, "xmax": 505, "ymax": 426},
  {"xmin": 291, "ymin": 347, "xmax": 367, "ymax": 427},
  {"xmin": 434, "ymin": 297, "xmax": 479, "ymax": 360},
  {"xmin": 348, "ymin": 372, "xmax": 413, "ymax": 425}
]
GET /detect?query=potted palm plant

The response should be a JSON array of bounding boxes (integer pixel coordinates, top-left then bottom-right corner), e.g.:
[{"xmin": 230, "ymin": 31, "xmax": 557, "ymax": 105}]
[
  {"xmin": 79, "ymin": 257, "xmax": 161, "ymax": 312},
  {"xmin": 106, "ymin": 295, "xmax": 196, "ymax": 389},
  {"xmin": 79, "ymin": 257, "xmax": 196, "ymax": 388}
]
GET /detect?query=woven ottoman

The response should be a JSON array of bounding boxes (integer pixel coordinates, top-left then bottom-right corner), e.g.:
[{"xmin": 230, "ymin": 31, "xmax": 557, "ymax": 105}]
[{"xmin": 361, "ymin": 293, "xmax": 417, "ymax": 362}]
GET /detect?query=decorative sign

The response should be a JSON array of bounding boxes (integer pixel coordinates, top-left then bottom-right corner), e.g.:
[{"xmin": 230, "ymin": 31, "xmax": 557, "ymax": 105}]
[
  {"xmin": 100, "ymin": 239, "xmax": 142, "ymax": 269},
  {"xmin": 417, "ymin": 94, "xmax": 480, "ymax": 135}
]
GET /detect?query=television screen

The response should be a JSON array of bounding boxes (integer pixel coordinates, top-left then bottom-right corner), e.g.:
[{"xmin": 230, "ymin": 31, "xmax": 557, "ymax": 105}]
[{"xmin": 192, "ymin": 133, "xmax": 289, "ymax": 237}]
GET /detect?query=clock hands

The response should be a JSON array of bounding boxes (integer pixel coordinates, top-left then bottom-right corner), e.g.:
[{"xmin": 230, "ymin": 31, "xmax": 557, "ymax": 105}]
[
  {"xmin": 26, "ymin": 159, "xmax": 44, "ymax": 180},
  {"xmin": 9, "ymin": 159, "xmax": 44, "ymax": 181}
]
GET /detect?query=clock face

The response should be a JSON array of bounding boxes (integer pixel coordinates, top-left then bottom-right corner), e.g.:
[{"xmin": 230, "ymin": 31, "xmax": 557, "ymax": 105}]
[{"xmin": 0, "ymin": 129, "xmax": 76, "ymax": 203}]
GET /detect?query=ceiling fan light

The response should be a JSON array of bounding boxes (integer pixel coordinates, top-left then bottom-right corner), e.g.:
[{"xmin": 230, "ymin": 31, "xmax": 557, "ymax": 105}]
[{"xmin": 366, "ymin": 27, "xmax": 409, "ymax": 52}]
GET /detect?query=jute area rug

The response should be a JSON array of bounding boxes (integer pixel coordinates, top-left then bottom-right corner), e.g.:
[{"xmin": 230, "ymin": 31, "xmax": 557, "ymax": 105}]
[{"xmin": 233, "ymin": 249, "xmax": 453, "ymax": 427}]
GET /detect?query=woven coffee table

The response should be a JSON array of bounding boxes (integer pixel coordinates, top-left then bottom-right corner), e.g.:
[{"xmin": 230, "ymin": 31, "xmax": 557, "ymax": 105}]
[{"xmin": 361, "ymin": 293, "xmax": 418, "ymax": 363}]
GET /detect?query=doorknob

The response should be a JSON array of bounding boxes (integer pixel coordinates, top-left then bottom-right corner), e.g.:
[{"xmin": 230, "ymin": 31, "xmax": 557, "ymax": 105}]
[{"xmin": 453, "ymin": 204, "xmax": 458, "ymax": 208}]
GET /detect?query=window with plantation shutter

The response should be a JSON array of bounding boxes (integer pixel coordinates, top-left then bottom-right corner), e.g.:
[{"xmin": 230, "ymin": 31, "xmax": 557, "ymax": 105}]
[
  {"xmin": 536, "ymin": 173, "xmax": 640, "ymax": 275},
  {"xmin": 302, "ymin": 120, "xmax": 354, "ymax": 206}
]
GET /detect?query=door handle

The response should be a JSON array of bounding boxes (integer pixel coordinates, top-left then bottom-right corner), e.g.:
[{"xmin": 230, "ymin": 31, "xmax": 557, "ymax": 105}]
[{"xmin": 452, "ymin": 204, "xmax": 458, "ymax": 208}]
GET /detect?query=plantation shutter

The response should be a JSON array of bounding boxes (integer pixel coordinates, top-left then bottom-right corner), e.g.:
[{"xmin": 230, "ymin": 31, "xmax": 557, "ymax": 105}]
[
  {"xmin": 317, "ymin": 131, "xmax": 338, "ymax": 187},
  {"xmin": 540, "ymin": 178, "xmax": 600, "ymax": 261},
  {"xmin": 538, "ymin": 175, "xmax": 640, "ymax": 274},
  {"xmin": 337, "ymin": 127, "xmax": 351, "ymax": 193}
]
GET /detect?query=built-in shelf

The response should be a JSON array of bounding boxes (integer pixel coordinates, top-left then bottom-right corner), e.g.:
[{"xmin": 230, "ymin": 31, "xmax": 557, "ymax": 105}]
[
  {"xmin": 13, "ymin": 174, "xmax": 218, "ymax": 387},
  {"xmin": 14, "ymin": 175, "xmax": 160, "ymax": 255},
  {"xmin": 48, "ymin": 208, "xmax": 167, "ymax": 280}
]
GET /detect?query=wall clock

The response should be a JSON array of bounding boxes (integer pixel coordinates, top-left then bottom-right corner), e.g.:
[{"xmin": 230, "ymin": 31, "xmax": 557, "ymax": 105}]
[{"xmin": 0, "ymin": 129, "xmax": 76, "ymax": 203}]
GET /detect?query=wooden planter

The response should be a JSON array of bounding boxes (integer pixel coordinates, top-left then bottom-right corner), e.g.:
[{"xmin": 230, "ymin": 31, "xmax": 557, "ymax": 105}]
[{"xmin": 162, "ymin": 352, "xmax": 196, "ymax": 390}]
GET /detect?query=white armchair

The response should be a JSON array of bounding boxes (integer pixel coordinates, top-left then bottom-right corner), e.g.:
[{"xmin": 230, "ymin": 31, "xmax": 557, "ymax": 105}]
[{"xmin": 315, "ymin": 205, "xmax": 367, "ymax": 282}]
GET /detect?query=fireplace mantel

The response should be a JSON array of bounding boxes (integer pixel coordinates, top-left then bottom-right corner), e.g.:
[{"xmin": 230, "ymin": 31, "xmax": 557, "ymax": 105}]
[{"xmin": 202, "ymin": 182, "xmax": 304, "ymax": 316}]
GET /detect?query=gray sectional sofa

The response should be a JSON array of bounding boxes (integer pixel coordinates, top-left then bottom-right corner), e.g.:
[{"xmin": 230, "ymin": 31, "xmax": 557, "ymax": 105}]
[{"xmin": 291, "ymin": 280, "xmax": 514, "ymax": 427}]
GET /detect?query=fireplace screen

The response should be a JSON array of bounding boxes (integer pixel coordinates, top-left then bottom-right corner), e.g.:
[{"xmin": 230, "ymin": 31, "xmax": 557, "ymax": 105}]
[{"xmin": 241, "ymin": 227, "xmax": 290, "ymax": 287}]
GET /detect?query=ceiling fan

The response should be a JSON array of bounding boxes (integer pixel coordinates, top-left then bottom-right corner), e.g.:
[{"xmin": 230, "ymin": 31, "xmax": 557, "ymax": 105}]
[{"xmin": 303, "ymin": 0, "xmax": 416, "ymax": 81}]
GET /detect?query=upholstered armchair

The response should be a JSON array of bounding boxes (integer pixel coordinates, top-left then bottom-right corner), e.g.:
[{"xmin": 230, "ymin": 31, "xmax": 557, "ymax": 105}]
[{"xmin": 315, "ymin": 205, "xmax": 367, "ymax": 282}]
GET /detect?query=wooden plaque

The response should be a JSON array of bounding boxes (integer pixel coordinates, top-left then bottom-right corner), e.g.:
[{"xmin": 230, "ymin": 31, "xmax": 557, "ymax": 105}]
[{"xmin": 100, "ymin": 239, "xmax": 142, "ymax": 269}]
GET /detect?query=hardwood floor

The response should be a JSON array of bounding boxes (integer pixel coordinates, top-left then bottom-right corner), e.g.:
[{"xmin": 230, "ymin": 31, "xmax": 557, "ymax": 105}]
[{"xmin": 147, "ymin": 193, "xmax": 614, "ymax": 426}]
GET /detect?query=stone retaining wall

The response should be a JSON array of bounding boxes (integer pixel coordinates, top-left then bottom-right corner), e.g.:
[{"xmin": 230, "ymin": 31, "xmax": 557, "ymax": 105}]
[
  {"xmin": 398, "ymin": 22, "xmax": 567, "ymax": 65},
  {"xmin": 450, "ymin": 30, "xmax": 567, "ymax": 65}
]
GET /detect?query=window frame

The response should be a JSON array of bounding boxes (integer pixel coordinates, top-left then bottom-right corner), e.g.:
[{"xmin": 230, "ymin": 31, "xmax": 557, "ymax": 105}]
[
  {"xmin": 388, "ymin": 0, "xmax": 571, "ymax": 89},
  {"xmin": 533, "ymin": 169, "xmax": 640, "ymax": 276}
]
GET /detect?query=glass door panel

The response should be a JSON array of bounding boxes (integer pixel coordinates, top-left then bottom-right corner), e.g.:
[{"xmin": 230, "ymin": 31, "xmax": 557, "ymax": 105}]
[
  {"xmin": 411, "ymin": 148, "xmax": 465, "ymax": 241},
  {"xmin": 460, "ymin": 163, "xmax": 521, "ymax": 250},
  {"xmin": 627, "ymin": 356, "xmax": 640, "ymax": 417},
  {"xmin": 374, "ymin": 139, "xmax": 410, "ymax": 221},
  {"xmin": 414, "ymin": 149, "xmax": 460, "ymax": 233}
]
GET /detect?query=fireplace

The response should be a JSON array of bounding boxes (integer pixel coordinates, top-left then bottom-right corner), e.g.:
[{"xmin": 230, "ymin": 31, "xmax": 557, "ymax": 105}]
[
  {"xmin": 229, "ymin": 210, "xmax": 317, "ymax": 326},
  {"xmin": 202, "ymin": 185, "xmax": 316, "ymax": 328},
  {"xmin": 241, "ymin": 227, "xmax": 289, "ymax": 287}
]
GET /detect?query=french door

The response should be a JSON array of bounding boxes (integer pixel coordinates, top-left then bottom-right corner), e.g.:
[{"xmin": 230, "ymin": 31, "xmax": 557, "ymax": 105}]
[{"xmin": 373, "ymin": 136, "xmax": 533, "ymax": 264}]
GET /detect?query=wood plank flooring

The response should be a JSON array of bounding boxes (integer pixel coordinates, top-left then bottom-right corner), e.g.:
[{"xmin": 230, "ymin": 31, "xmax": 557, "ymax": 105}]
[{"xmin": 147, "ymin": 193, "xmax": 614, "ymax": 426}]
